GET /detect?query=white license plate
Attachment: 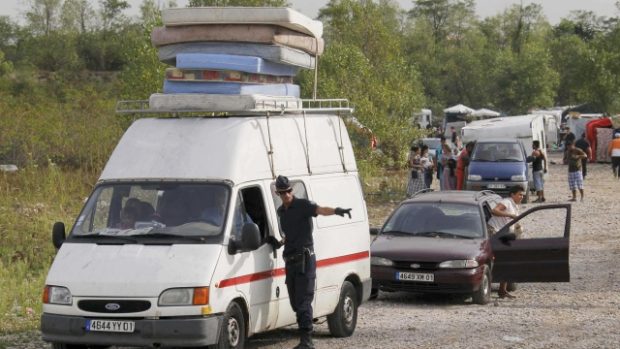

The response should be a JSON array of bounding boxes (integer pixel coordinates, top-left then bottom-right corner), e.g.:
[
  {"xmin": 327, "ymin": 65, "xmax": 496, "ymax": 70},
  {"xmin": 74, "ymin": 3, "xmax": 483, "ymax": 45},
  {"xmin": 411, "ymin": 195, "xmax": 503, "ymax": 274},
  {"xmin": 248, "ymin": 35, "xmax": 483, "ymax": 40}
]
[
  {"xmin": 487, "ymin": 183, "xmax": 506, "ymax": 189},
  {"xmin": 86, "ymin": 319, "xmax": 135, "ymax": 333},
  {"xmin": 396, "ymin": 272, "xmax": 434, "ymax": 282}
]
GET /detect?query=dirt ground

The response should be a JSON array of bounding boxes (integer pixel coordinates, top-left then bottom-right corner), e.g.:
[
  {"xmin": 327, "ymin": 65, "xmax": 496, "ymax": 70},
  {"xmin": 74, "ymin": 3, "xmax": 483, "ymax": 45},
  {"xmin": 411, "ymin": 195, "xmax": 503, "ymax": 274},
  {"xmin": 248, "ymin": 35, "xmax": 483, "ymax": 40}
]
[{"xmin": 3, "ymin": 152, "xmax": 619, "ymax": 349}]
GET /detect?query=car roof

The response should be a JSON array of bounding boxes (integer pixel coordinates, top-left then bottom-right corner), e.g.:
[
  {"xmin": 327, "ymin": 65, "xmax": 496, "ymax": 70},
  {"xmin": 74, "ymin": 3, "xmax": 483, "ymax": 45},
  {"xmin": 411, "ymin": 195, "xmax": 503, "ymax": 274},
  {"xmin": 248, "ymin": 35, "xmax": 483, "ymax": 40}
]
[{"xmin": 404, "ymin": 190, "xmax": 500, "ymax": 205}]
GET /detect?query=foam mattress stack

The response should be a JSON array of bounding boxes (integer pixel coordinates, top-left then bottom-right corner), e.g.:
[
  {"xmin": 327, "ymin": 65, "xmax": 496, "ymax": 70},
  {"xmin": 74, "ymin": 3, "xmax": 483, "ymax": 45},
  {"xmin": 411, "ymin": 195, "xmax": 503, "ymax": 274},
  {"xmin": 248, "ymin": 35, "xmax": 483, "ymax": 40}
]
[{"xmin": 149, "ymin": 7, "xmax": 324, "ymax": 112}]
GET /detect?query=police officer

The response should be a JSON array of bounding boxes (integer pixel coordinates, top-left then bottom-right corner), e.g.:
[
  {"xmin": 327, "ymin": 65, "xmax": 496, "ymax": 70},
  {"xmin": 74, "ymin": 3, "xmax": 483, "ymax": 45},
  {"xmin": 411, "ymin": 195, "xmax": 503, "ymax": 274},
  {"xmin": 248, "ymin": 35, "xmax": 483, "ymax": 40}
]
[{"xmin": 270, "ymin": 175, "xmax": 351, "ymax": 349}]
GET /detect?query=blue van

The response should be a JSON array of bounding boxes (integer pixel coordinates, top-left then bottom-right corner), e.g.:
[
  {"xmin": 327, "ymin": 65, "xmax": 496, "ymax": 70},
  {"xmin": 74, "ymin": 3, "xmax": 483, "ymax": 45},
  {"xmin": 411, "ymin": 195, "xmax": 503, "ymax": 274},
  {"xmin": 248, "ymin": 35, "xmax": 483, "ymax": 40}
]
[{"xmin": 465, "ymin": 139, "xmax": 531, "ymax": 202}]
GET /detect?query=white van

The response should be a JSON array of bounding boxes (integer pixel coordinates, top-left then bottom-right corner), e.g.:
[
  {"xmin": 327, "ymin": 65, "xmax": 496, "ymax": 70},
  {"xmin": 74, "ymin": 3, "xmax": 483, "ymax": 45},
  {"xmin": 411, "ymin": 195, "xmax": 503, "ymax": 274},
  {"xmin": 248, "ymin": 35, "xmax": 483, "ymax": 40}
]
[{"xmin": 40, "ymin": 100, "xmax": 371, "ymax": 348}]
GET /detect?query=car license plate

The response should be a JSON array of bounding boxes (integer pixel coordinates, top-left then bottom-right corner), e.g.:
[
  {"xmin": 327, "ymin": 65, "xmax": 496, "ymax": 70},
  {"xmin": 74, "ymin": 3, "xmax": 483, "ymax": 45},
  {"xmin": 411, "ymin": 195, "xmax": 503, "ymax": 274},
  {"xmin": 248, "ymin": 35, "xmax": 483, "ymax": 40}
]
[
  {"xmin": 487, "ymin": 183, "xmax": 506, "ymax": 189},
  {"xmin": 396, "ymin": 272, "xmax": 434, "ymax": 282},
  {"xmin": 86, "ymin": 319, "xmax": 135, "ymax": 333}
]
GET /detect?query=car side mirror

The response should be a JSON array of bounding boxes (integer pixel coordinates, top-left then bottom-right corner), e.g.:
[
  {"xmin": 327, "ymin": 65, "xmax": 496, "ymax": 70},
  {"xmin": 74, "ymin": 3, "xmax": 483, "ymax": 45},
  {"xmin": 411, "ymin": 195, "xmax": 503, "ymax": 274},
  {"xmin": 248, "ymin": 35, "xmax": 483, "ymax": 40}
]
[
  {"xmin": 52, "ymin": 222, "xmax": 66, "ymax": 250},
  {"xmin": 228, "ymin": 223, "xmax": 261, "ymax": 255},
  {"xmin": 369, "ymin": 227, "xmax": 380, "ymax": 235}
]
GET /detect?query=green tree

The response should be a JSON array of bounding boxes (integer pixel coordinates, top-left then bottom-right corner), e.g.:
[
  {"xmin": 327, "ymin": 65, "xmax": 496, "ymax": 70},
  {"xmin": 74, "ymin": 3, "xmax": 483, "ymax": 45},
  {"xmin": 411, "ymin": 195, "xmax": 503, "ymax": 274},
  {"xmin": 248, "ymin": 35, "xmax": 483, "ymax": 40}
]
[
  {"xmin": 25, "ymin": 0, "xmax": 62, "ymax": 35},
  {"xmin": 100, "ymin": 0, "xmax": 130, "ymax": 30},
  {"xmin": 61, "ymin": 0, "xmax": 95, "ymax": 34}
]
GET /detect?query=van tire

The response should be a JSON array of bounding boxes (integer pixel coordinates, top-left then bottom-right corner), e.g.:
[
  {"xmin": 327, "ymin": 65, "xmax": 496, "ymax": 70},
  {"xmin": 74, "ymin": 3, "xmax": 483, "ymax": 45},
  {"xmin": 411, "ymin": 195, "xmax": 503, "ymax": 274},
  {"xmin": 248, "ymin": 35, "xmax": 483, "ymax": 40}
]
[
  {"xmin": 215, "ymin": 302, "xmax": 246, "ymax": 349},
  {"xmin": 472, "ymin": 265, "xmax": 491, "ymax": 305},
  {"xmin": 327, "ymin": 281, "xmax": 358, "ymax": 337}
]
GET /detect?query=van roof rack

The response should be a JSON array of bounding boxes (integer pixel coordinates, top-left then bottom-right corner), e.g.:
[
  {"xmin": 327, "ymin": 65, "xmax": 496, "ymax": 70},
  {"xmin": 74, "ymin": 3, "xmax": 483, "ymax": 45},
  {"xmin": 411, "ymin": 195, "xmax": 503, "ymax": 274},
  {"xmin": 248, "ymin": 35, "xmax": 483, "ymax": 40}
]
[{"xmin": 115, "ymin": 98, "xmax": 353, "ymax": 116}]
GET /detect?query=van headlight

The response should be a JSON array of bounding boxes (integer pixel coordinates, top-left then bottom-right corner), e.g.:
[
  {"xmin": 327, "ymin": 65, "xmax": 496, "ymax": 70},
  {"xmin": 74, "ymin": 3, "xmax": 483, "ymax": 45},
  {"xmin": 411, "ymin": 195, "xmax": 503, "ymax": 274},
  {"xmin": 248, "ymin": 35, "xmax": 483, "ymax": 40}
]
[
  {"xmin": 511, "ymin": 175, "xmax": 526, "ymax": 181},
  {"xmin": 371, "ymin": 257, "xmax": 394, "ymax": 266},
  {"xmin": 468, "ymin": 174, "xmax": 482, "ymax": 181},
  {"xmin": 159, "ymin": 287, "xmax": 209, "ymax": 306},
  {"xmin": 439, "ymin": 260, "xmax": 479, "ymax": 269},
  {"xmin": 43, "ymin": 285, "xmax": 72, "ymax": 305}
]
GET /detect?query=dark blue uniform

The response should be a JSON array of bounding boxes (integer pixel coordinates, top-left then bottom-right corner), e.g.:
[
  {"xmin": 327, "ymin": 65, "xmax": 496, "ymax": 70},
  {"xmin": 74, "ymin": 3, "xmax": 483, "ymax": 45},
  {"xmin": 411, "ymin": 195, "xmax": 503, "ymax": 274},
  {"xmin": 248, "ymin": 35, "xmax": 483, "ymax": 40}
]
[{"xmin": 277, "ymin": 196, "xmax": 318, "ymax": 334}]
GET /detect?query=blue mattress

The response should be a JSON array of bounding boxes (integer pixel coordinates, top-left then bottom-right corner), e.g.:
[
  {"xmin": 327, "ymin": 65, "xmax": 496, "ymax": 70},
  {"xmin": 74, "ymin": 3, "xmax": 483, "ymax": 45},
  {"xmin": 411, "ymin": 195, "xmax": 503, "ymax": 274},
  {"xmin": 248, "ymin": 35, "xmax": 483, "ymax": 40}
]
[
  {"xmin": 163, "ymin": 80, "xmax": 300, "ymax": 97},
  {"xmin": 175, "ymin": 53, "xmax": 299, "ymax": 76},
  {"xmin": 159, "ymin": 42, "xmax": 316, "ymax": 69}
]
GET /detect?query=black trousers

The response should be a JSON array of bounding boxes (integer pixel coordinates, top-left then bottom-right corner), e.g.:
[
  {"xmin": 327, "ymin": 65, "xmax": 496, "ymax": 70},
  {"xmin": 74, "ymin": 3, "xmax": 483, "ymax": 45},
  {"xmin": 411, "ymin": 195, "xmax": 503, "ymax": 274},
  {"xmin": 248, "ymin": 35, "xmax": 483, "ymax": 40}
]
[
  {"xmin": 612, "ymin": 157, "xmax": 620, "ymax": 177},
  {"xmin": 285, "ymin": 254, "xmax": 316, "ymax": 332},
  {"xmin": 581, "ymin": 158, "xmax": 588, "ymax": 178}
]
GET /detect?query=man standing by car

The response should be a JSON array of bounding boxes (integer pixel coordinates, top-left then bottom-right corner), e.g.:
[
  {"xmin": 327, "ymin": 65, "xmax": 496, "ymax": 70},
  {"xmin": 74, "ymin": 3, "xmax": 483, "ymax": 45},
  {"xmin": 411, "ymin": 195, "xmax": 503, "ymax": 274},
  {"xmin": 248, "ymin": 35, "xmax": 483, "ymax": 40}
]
[
  {"xmin": 456, "ymin": 142, "xmax": 475, "ymax": 190},
  {"xmin": 272, "ymin": 175, "xmax": 351, "ymax": 349},
  {"xmin": 575, "ymin": 133, "xmax": 592, "ymax": 179},
  {"xmin": 566, "ymin": 141, "xmax": 588, "ymax": 202},
  {"xmin": 531, "ymin": 140, "xmax": 547, "ymax": 203},
  {"xmin": 489, "ymin": 185, "xmax": 525, "ymax": 299}
]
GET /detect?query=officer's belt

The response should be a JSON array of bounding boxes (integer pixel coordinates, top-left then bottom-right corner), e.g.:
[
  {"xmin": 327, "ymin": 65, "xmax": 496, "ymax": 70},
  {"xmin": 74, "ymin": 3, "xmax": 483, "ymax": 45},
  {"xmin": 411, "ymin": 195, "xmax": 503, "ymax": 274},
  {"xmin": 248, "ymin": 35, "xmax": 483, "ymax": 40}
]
[{"xmin": 284, "ymin": 247, "xmax": 314, "ymax": 263}]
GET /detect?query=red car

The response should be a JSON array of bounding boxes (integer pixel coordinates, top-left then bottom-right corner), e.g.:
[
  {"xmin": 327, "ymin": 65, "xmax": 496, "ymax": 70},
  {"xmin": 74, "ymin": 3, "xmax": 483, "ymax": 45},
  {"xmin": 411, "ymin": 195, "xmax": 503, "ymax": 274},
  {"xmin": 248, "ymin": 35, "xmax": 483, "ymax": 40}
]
[{"xmin": 370, "ymin": 190, "xmax": 570, "ymax": 304}]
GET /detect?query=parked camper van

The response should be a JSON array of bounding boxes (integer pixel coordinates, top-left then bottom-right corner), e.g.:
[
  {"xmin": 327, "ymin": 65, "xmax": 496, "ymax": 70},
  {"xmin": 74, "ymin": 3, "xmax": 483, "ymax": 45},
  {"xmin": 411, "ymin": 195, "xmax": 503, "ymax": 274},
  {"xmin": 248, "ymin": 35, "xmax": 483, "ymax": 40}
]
[{"xmin": 40, "ymin": 100, "xmax": 371, "ymax": 348}]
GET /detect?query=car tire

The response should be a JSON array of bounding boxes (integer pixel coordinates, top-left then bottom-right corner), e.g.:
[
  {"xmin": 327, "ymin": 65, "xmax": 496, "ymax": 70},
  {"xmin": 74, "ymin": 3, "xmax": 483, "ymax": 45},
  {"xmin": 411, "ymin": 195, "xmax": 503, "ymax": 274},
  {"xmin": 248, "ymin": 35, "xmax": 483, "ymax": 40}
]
[
  {"xmin": 215, "ymin": 302, "xmax": 246, "ymax": 349},
  {"xmin": 472, "ymin": 265, "xmax": 491, "ymax": 305},
  {"xmin": 507, "ymin": 282, "xmax": 517, "ymax": 292},
  {"xmin": 327, "ymin": 281, "xmax": 358, "ymax": 337}
]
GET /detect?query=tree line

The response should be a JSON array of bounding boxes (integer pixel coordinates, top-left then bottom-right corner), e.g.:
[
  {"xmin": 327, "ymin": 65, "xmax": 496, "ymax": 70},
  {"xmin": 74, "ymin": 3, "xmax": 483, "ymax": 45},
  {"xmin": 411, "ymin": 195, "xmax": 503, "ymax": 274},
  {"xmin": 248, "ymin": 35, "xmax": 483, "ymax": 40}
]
[{"xmin": 2, "ymin": 0, "xmax": 620, "ymax": 169}]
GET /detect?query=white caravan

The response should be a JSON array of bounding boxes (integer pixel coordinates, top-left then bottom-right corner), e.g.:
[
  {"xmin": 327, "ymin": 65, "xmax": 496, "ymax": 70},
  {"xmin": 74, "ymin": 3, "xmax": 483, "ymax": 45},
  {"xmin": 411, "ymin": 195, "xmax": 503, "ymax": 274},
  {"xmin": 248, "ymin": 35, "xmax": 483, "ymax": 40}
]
[
  {"xmin": 40, "ymin": 100, "xmax": 371, "ymax": 348},
  {"xmin": 461, "ymin": 114, "xmax": 556, "ymax": 155}
]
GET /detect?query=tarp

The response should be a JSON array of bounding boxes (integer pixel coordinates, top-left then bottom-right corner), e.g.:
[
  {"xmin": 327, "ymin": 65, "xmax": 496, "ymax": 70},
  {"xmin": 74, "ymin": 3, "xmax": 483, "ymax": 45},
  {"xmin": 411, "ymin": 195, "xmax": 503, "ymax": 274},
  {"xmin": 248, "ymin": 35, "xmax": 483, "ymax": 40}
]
[
  {"xmin": 471, "ymin": 108, "xmax": 500, "ymax": 118},
  {"xmin": 585, "ymin": 117, "xmax": 612, "ymax": 162},
  {"xmin": 444, "ymin": 104, "xmax": 474, "ymax": 114}
]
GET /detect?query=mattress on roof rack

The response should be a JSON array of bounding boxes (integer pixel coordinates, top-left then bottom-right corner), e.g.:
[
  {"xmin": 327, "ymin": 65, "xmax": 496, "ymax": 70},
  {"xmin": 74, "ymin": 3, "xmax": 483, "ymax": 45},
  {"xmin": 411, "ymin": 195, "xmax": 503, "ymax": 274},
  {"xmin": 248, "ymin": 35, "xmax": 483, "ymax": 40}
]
[
  {"xmin": 174, "ymin": 53, "xmax": 299, "ymax": 76},
  {"xmin": 163, "ymin": 80, "xmax": 300, "ymax": 97},
  {"xmin": 151, "ymin": 24, "xmax": 324, "ymax": 55},
  {"xmin": 162, "ymin": 7, "xmax": 323, "ymax": 39},
  {"xmin": 149, "ymin": 93, "xmax": 303, "ymax": 112},
  {"xmin": 159, "ymin": 42, "xmax": 315, "ymax": 69}
]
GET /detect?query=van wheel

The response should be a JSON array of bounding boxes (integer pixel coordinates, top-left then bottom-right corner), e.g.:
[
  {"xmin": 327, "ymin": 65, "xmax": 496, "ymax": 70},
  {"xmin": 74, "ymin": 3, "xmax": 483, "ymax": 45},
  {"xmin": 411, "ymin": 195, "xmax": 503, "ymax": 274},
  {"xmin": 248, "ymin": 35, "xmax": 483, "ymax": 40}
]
[
  {"xmin": 216, "ymin": 302, "xmax": 246, "ymax": 349},
  {"xmin": 327, "ymin": 281, "xmax": 358, "ymax": 337},
  {"xmin": 472, "ymin": 265, "xmax": 491, "ymax": 305}
]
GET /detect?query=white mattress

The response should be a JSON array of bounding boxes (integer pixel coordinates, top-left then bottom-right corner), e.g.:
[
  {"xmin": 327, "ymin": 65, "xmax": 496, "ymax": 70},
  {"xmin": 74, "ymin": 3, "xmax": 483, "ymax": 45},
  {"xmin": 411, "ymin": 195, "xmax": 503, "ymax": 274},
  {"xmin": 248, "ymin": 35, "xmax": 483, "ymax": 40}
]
[
  {"xmin": 162, "ymin": 7, "xmax": 323, "ymax": 38},
  {"xmin": 149, "ymin": 93, "xmax": 302, "ymax": 112}
]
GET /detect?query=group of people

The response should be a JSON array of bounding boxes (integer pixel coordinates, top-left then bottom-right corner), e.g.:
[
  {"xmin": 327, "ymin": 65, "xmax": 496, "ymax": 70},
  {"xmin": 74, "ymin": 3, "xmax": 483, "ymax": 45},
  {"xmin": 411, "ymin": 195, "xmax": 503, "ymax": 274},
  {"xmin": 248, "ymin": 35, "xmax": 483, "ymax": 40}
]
[{"xmin": 406, "ymin": 136, "xmax": 476, "ymax": 197}]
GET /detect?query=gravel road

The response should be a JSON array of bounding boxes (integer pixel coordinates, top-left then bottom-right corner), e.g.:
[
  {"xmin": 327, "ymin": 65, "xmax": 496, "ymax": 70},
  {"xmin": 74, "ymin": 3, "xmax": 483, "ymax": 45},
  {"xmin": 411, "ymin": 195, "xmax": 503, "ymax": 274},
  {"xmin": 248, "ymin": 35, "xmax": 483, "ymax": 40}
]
[{"xmin": 3, "ymin": 152, "xmax": 619, "ymax": 349}]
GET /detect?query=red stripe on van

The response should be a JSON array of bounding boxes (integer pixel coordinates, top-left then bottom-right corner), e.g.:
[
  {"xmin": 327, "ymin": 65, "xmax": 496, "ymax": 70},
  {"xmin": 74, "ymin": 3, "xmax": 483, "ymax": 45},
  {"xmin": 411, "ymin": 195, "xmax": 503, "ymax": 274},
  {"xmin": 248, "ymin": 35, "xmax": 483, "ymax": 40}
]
[{"xmin": 216, "ymin": 251, "xmax": 369, "ymax": 288}]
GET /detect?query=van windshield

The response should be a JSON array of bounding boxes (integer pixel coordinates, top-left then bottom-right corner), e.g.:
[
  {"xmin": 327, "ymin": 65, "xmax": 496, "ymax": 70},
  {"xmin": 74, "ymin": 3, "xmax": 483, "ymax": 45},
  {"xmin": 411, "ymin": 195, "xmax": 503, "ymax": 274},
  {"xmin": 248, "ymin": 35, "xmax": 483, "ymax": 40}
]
[
  {"xmin": 472, "ymin": 142, "xmax": 523, "ymax": 162},
  {"xmin": 70, "ymin": 182, "xmax": 230, "ymax": 242}
]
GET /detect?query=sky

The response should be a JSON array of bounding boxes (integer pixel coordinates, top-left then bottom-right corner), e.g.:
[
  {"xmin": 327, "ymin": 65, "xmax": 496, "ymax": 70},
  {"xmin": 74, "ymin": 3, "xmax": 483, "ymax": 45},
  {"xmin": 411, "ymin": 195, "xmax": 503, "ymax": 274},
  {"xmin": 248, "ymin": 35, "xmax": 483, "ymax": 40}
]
[{"xmin": 0, "ymin": 0, "xmax": 618, "ymax": 24}]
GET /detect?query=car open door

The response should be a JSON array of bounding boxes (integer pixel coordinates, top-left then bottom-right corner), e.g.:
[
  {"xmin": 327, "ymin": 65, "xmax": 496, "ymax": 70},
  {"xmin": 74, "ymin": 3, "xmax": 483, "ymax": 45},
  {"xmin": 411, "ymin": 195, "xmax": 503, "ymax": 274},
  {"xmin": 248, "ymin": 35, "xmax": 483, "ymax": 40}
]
[{"xmin": 491, "ymin": 204, "xmax": 570, "ymax": 283}]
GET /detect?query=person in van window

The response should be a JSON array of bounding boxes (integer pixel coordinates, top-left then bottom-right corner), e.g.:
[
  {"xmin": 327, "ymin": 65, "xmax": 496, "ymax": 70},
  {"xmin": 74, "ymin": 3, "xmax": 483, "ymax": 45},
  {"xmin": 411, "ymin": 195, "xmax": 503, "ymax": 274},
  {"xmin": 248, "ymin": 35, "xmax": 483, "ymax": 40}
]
[
  {"xmin": 271, "ymin": 175, "xmax": 351, "ymax": 349},
  {"xmin": 489, "ymin": 185, "xmax": 525, "ymax": 299},
  {"xmin": 406, "ymin": 145, "xmax": 425, "ymax": 197},
  {"xmin": 574, "ymin": 133, "xmax": 592, "ymax": 178},
  {"xmin": 566, "ymin": 141, "xmax": 587, "ymax": 202},
  {"xmin": 531, "ymin": 140, "xmax": 548, "ymax": 203},
  {"xmin": 119, "ymin": 204, "xmax": 138, "ymax": 229}
]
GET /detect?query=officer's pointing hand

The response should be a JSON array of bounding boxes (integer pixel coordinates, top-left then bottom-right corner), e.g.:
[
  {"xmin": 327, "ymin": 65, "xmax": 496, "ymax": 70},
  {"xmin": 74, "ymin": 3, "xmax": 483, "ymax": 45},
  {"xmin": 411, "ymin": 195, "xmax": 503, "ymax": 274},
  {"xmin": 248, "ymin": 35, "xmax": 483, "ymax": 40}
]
[{"xmin": 335, "ymin": 207, "xmax": 352, "ymax": 219}]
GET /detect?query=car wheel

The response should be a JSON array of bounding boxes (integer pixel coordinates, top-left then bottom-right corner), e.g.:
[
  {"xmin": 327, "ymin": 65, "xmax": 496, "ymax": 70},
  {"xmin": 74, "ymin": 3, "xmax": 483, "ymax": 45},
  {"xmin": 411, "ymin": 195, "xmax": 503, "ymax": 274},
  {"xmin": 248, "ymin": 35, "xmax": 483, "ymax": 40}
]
[
  {"xmin": 472, "ymin": 265, "xmax": 491, "ymax": 305},
  {"xmin": 507, "ymin": 282, "xmax": 517, "ymax": 292},
  {"xmin": 369, "ymin": 287, "xmax": 379, "ymax": 300},
  {"xmin": 215, "ymin": 302, "xmax": 246, "ymax": 349},
  {"xmin": 327, "ymin": 281, "xmax": 358, "ymax": 337}
]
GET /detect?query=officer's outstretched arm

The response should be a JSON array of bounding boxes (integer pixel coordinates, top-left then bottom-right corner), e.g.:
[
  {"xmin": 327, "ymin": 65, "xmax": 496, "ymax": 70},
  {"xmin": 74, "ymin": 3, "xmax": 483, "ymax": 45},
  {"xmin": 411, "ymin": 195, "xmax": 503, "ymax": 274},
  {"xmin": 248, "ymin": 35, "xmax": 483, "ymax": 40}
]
[{"xmin": 316, "ymin": 206, "xmax": 352, "ymax": 219}]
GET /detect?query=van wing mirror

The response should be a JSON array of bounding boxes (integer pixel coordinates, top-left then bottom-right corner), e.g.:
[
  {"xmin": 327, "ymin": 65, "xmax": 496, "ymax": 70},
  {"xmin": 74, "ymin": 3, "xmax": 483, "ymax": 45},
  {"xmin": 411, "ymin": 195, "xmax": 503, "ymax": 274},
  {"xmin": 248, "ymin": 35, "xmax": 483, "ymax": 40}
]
[
  {"xmin": 229, "ymin": 223, "xmax": 261, "ymax": 255},
  {"xmin": 52, "ymin": 222, "xmax": 66, "ymax": 249}
]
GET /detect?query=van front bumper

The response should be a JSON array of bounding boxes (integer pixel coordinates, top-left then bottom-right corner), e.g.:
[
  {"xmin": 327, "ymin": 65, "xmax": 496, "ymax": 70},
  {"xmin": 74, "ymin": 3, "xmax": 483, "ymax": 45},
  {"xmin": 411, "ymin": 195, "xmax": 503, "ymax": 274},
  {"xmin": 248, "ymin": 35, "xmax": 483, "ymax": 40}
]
[{"xmin": 41, "ymin": 313, "xmax": 223, "ymax": 347}]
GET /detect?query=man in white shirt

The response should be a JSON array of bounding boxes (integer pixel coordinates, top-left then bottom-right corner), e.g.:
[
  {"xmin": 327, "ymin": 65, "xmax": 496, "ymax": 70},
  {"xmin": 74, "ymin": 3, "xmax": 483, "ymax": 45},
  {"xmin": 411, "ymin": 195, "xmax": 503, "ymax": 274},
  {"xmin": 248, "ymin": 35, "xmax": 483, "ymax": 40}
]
[{"xmin": 489, "ymin": 185, "xmax": 525, "ymax": 299}]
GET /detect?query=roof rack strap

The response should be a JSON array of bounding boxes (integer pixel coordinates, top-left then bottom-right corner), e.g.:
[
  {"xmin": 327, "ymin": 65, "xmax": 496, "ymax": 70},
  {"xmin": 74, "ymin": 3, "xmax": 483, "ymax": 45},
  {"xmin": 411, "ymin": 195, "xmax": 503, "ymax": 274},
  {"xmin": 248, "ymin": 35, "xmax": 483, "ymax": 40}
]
[
  {"xmin": 336, "ymin": 115, "xmax": 347, "ymax": 173},
  {"xmin": 302, "ymin": 110, "xmax": 312, "ymax": 175},
  {"xmin": 266, "ymin": 113, "xmax": 276, "ymax": 179}
]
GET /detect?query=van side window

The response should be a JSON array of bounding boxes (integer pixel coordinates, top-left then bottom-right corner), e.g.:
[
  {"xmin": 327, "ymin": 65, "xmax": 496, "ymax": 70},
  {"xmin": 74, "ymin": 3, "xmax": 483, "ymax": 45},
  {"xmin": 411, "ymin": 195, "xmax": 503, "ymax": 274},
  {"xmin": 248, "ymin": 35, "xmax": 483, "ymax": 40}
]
[
  {"xmin": 270, "ymin": 180, "xmax": 308, "ymax": 208},
  {"xmin": 237, "ymin": 186, "xmax": 270, "ymax": 244},
  {"xmin": 231, "ymin": 192, "xmax": 253, "ymax": 240}
]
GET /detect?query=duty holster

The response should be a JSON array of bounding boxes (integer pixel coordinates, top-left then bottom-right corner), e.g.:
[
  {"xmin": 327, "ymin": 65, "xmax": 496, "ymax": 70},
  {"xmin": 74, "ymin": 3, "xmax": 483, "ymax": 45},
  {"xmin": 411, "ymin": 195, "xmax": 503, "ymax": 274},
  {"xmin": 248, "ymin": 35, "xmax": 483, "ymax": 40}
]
[{"xmin": 285, "ymin": 247, "xmax": 314, "ymax": 274}]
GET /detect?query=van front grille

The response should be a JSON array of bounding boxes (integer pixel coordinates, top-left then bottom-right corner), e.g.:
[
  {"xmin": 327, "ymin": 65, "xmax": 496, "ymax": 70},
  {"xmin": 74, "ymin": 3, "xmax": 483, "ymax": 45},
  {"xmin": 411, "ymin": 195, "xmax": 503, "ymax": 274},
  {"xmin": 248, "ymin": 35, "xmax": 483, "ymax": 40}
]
[{"xmin": 78, "ymin": 300, "xmax": 151, "ymax": 313}]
